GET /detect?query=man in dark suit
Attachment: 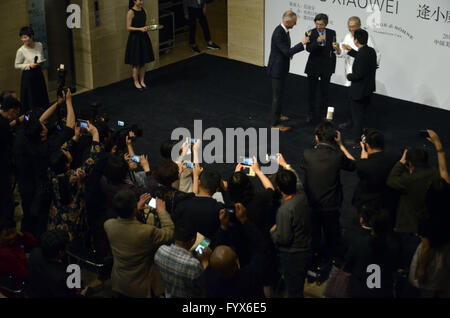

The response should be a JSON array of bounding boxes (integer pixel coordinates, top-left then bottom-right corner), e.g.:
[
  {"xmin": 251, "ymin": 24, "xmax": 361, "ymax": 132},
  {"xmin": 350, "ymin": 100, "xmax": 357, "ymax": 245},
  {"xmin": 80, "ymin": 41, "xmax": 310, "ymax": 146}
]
[
  {"xmin": 267, "ymin": 10, "xmax": 309, "ymax": 132},
  {"xmin": 305, "ymin": 14, "xmax": 337, "ymax": 124},
  {"xmin": 346, "ymin": 28, "xmax": 378, "ymax": 145},
  {"xmin": 353, "ymin": 130, "xmax": 399, "ymax": 216},
  {"xmin": 299, "ymin": 121, "xmax": 356, "ymax": 261}
]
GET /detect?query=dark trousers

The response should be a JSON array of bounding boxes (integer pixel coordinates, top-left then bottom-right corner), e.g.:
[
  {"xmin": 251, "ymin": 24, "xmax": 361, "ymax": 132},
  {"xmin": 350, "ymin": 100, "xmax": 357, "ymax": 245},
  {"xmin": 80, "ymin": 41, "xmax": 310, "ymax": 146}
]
[
  {"xmin": 188, "ymin": 7, "xmax": 211, "ymax": 45},
  {"xmin": 271, "ymin": 78, "xmax": 285, "ymax": 126},
  {"xmin": 307, "ymin": 74, "xmax": 331, "ymax": 122},
  {"xmin": 351, "ymin": 94, "xmax": 372, "ymax": 141},
  {"xmin": 311, "ymin": 210, "xmax": 341, "ymax": 260},
  {"xmin": 397, "ymin": 232, "xmax": 421, "ymax": 270},
  {"xmin": 279, "ymin": 251, "xmax": 312, "ymax": 298}
]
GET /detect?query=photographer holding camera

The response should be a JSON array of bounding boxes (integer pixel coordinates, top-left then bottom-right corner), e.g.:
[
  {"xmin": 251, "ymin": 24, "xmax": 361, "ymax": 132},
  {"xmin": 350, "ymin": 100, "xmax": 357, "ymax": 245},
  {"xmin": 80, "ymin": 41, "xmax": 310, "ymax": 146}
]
[
  {"xmin": 353, "ymin": 130, "xmax": 399, "ymax": 216},
  {"xmin": 299, "ymin": 121, "xmax": 355, "ymax": 264}
]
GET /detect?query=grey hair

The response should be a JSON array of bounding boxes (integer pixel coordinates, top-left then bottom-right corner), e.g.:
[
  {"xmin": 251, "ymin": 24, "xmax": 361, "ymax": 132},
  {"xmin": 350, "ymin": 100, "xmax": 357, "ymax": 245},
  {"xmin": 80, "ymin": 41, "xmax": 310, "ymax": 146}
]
[
  {"xmin": 282, "ymin": 10, "xmax": 296, "ymax": 22},
  {"xmin": 348, "ymin": 16, "xmax": 361, "ymax": 26}
]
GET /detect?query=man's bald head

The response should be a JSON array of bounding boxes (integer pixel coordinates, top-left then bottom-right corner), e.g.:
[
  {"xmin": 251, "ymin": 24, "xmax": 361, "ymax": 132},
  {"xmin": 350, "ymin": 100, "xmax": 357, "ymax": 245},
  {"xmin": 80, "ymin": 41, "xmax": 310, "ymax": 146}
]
[{"xmin": 209, "ymin": 246, "xmax": 239, "ymax": 279}]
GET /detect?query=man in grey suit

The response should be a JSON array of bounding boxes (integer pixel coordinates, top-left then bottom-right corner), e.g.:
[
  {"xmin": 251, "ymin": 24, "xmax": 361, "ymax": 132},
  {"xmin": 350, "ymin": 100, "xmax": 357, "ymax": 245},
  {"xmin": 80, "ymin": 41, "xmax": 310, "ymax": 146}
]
[{"xmin": 267, "ymin": 11, "xmax": 309, "ymax": 132}]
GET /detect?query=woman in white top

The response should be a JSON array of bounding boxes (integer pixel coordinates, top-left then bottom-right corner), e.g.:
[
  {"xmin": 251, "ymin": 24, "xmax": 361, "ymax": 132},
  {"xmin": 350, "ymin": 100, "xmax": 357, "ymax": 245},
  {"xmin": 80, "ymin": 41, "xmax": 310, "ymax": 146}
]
[{"xmin": 15, "ymin": 26, "xmax": 49, "ymax": 112}]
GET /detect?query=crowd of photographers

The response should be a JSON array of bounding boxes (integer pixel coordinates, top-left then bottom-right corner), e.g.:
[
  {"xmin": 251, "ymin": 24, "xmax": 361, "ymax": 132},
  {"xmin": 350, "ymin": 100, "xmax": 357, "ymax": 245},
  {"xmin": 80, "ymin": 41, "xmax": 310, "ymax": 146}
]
[{"xmin": 0, "ymin": 90, "xmax": 449, "ymax": 298}]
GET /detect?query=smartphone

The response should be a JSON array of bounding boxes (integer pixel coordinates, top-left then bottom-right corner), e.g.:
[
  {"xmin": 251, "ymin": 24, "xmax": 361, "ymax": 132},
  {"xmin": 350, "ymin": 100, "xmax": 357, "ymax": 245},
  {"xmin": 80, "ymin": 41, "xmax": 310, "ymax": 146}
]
[
  {"xmin": 118, "ymin": 121, "xmax": 125, "ymax": 127},
  {"xmin": 147, "ymin": 197, "xmax": 156, "ymax": 209},
  {"xmin": 132, "ymin": 155, "xmax": 140, "ymax": 163},
  {"xmin": 185, "ymin": 162, "xmax": 195, "ymax": 169},
  {"xmin": 242, "ymin": 157, "xmax": 254, "ymax": 166},
  {"xmin": 195, "ymin": 238, "xmax": 211, "ymax": 255},
  {"xmin": 77, "ymin": 119, "xmax": 88, "ymax": 129},
  {"xmin": 419, "ymin": 130, "xmax": 429, "ymax": 138},
  {"xmin": 24, "ymin": 115, "xmax": 30, "ymax": 121},
  {"xmin": 265, "ymin": 154, "xmax": 279, "ymax": 161},
  {"xmin": 226, "ymin": 207, "xmax": 235, "ymax": 214}
]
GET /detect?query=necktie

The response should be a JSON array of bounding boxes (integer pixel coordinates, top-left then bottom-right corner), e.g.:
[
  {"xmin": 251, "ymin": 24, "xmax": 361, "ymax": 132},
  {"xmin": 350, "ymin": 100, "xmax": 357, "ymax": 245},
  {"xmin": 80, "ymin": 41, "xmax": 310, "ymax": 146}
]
[{"xmin": 287, "ymin": 31, "xmax": 291, "ymax": 47}]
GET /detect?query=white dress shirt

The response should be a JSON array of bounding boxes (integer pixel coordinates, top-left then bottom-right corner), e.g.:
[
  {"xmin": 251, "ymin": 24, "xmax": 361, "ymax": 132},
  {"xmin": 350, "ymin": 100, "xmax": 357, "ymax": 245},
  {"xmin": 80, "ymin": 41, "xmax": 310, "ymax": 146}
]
[
  {"xmin": 280, "ymin": 23, "xmax": 288, "ymax": 34},
  {"xmin": 15, "ymin": 42, "xmax": 45, "ymax": 71},
  {"xmin": 337, "ymin": 32, "xmax": 381, "ymax": 86}
]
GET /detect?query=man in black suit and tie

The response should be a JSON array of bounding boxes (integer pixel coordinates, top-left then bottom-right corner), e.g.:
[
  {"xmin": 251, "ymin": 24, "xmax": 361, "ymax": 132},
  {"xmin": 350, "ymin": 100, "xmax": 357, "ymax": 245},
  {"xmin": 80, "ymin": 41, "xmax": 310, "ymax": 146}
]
[
  {"xmin": 267, "ymin": 11, "xmax": 309, "ymax": 132},
  {"xmin": 305, "ymin": 14, "xmax": 337, "ymax": 124},
  {"xmin": 345, "ymin": 29, "xmax": 378, "ymax": 146}
]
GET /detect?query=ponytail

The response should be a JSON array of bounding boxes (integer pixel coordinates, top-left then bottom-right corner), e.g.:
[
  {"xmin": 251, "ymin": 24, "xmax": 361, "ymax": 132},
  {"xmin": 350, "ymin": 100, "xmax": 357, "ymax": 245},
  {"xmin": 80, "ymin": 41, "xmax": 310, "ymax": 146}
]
[{"xmin": 129, "ymin": 0, "xmax": 135, "ymax": 10}]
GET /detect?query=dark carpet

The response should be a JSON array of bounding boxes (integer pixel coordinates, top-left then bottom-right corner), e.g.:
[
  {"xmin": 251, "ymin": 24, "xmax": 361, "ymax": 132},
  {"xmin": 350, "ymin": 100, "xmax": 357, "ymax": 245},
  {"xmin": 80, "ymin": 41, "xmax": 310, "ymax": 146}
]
[{"xmin": 72, "ymin": 53, "xmax": 450, "ymax": 231}]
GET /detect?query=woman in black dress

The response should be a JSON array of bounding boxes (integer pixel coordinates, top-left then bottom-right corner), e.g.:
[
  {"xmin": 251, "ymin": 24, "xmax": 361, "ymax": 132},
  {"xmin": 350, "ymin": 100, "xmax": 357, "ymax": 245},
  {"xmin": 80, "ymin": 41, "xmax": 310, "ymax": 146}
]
[
  {"xmin": 14, "ymin": 26, "xmax": 49, "ymax": 112},
  {"xmin": 125, "ymin": 0, "xmax": 155, "ymax": 92}
]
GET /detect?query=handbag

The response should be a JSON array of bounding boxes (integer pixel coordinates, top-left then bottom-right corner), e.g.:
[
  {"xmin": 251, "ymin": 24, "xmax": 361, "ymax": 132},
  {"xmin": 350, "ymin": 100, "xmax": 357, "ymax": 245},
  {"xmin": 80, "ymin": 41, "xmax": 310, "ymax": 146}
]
[{"xmin": 323, "ymin": 264, "xmax": 351, "ymax": 298}]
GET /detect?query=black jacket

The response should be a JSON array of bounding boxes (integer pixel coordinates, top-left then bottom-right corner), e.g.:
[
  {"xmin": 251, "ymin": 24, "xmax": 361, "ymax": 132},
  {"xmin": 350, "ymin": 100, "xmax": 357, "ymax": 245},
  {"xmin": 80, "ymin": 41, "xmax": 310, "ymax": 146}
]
[
  {"xmin": 347, "ymin": 45, "xmax": 377, "ymax": 100},
  {"xmin": 305, "ymin": 28, "xmax": 337, "ymax": 77},
  {"xmin": 267, "ymin": 24, "xmax": 305, "ymax": 79},
  {"xmin": 353, "ymin": 151, "xmax": 400, "ymax": 210},
  {"xmin": 300, "ymin": 142, "xmax": 356, "ymax": 211}
]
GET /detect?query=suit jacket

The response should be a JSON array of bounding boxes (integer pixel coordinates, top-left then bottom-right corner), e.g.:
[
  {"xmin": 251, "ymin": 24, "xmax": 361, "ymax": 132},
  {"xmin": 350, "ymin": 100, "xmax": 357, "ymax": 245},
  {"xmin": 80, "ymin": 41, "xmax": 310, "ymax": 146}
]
[
  {"xmin": 305, "ymin": 28, "xmax": 337, "ymax": 77},
  {"xmin": 172, "ymin": 196, "xmax": 223, "ymax": 244},
  {"xmin": 347, "ymin": 45, "xmax": 377, "ymax": 100},
  {"xmin": 300, "ymin": 142, "xmax": 356, "ymax": 212},
  {"xmin": 104, "ymin": 213, "xmax": 174, "ymax": 298},
  {"xmin": 267, "ymin": 24, "xmax": 305, "ymax": 79},
  {"xmin": 353, "ymin": 151, "xmax": 400, "ymax": 210},
  {"xmin": 386, "ymin": 162, "xmax": 440, "ymax": 234}
]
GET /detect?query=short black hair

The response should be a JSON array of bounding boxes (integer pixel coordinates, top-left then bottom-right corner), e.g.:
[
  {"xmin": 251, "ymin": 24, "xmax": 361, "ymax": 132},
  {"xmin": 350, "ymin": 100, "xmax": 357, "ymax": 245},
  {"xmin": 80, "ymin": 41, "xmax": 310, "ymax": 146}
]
[
  {"xmin": 112, "ymin": 189, "xmax": 137, "ymax": 218},
  {"xmin": 154, "ymin": 159, "xmax": 179, "ymax": 187},
  {"xmin": 103, "ymin": 155, "xmax": 129, "ymax": 183},
  {"xmin": 366, "ymin": 130, "xmax": 385, "ymax": 150},
  {"xmin": 228, "ymin": 171, "xmax": 254, "ymax": 205},
  {"xmin": 25, "ymin": 115, "xmax": 44, "ymax": 142},
  {"xmin": 314, "ymin": 13, "xmax": 329, "ymax": 25},
  {"xmin": 0, "ymin": 96, "xmax": 21, "ymax": 112},
  {"xmin": 174, "ymin": 222, "xmax": 197, "ymax": 243},
  {"xmin": 314, "ymin": 120, "xmax": 337, "ymax": 144},
  {"xmin": 160, "ymin": 140, "xmax": 179, "ymax": 159},
  {"xmin": 19, "ymin": 26, "xmax": 34, "ymax": 38},
  {"xmin": 199, "ymin": 170, "xmax": 221, "ymax": 195},
  {"xmin": 49, "ymin": 150, "xmax": 69, "ymax": 175},
  {"xmin": 0, "ymin": 90, "xmax": 16, "ymax": 104},
  {"xmin": 406, "ymin": 148, "xmax": 429, "ymax": 168},
  {"xmin": 275, "ymin": 169, "xmax": 297, "ymax": 195},
  {"xmin": 40, "ymin": 230, "xmax": 69, "ymax": 259},
  {"xmin": 354, "ymin": 28, "xmax": 369, "ymax": 45}
]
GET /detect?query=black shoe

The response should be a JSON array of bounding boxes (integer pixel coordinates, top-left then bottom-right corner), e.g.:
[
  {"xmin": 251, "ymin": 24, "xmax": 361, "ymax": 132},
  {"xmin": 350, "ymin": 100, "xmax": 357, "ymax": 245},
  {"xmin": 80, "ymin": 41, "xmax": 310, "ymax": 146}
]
[
  {"xmin": 192, "ymin": 45, "xmax": 201, "ymax": 53},
  {"xmin": 339, "ymin": 122, "xmax": 353, "ymax": 130},
  {"xmin": 207, "ymin": 42, "xmax": 221, "ymax": 50},
  {"xmin": 134, "ymin": 84, "xmax": 144, "ymax": 92}
]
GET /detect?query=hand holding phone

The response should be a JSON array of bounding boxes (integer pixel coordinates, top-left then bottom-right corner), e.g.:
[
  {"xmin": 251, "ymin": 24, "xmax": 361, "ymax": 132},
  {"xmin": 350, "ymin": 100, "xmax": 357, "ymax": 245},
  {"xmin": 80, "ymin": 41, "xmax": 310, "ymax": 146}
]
[
  {"xmin": 242, "ymin": 157, "xmax": 254, "ymax": 166},
  {"xmin": 194, "ymin": 238, "xmax": 211, "ymax": 255},
  {"xmin": 132, "ymin": 155, "xmax": 140, "ymax": 163},
  {"xmin": 147, "ymin": 197, "xmax": 157, "ymax": 209}
]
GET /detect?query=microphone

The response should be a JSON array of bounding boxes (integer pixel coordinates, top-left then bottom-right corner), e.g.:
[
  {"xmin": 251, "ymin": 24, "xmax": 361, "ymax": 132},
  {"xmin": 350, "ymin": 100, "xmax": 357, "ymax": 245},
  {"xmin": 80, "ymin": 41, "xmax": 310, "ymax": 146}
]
[{"xmin": 34, "ymin": 56, "xmax": 38, "ymax": 64}]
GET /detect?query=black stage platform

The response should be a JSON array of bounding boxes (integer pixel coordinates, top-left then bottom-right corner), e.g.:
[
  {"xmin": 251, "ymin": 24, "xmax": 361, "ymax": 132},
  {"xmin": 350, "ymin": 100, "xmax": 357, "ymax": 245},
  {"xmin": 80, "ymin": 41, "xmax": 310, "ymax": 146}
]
[{"xmin": 72, "ymin": 54, "xmax": 450, "ymax": 232}]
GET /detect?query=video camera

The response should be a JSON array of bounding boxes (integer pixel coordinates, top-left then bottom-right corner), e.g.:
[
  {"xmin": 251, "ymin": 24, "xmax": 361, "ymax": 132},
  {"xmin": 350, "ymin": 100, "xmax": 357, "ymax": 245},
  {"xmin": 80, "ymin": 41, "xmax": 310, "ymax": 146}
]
[
  {"xmin": 57, "ymin": 64, "xmax": 77, "ymax": 98},
  {"xmin": 111, "ymin": 121, "xmax": 143, "ymax": 153}
]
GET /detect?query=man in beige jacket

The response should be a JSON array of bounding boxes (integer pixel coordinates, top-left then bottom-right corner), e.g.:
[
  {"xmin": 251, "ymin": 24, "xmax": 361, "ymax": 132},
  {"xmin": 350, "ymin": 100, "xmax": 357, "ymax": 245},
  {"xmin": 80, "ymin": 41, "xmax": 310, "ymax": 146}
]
[{"xmin": 104, "ymin": 189, "xmax": 174, "ymax": 298}]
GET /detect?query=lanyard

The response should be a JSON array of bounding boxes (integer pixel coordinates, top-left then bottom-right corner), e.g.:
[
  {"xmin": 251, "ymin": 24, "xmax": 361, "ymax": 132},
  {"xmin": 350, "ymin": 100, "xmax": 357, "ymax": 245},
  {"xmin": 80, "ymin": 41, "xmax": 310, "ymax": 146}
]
[{"xmin": 281, "ymin": 193, "xmax": 297, "ymax": 205}]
